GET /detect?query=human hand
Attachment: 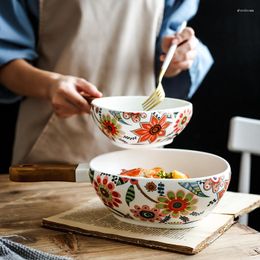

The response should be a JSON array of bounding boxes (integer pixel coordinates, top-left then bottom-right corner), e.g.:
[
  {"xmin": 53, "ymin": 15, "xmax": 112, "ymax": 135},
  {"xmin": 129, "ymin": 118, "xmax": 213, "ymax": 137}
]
[
  {"xmin": 48, "ymin": 75, "xmax": 102, "ymax": 118},
  {"xmin": 161, "ymin": 27, "xmax": 197, "ymax": 77}
]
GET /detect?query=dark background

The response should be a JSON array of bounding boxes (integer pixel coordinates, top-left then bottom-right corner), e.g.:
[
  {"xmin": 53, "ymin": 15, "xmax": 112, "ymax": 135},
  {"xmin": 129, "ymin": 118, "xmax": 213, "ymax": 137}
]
[
  {"xmin": 167, "ymin": 0, "xmax": 260, "ymax": 230},
  {"xmin": 0, "ymin": 0, "xmax": 260, "ymax": 229},
  {"xmin": 0, "ymin": 102, "xmax": 19, "ymax": 174}
]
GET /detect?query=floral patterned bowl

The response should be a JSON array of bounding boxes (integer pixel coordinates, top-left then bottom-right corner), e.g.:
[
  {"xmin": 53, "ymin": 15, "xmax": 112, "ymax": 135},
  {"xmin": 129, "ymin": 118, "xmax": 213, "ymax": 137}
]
[
  {"xmin": 91, "ymin": 96, "xmax": 192, "ymax": 148},
  {"xmin": 89, "ymin": 148, "xmax": 231, "ymax": 229}
]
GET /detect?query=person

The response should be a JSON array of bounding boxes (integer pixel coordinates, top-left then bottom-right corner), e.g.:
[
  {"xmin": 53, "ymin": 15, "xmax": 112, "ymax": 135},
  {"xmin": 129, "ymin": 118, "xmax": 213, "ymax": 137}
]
[{"xmin": 0, "ymin": 0, "xmax": 213, "ymax": 165}]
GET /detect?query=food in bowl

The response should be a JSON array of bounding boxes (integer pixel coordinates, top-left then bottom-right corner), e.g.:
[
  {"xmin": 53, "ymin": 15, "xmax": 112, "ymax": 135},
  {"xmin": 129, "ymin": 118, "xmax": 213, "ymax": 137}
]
[
  {"xmin": 120, "ymin": 167, "xmax": 189, "ymax": 179},
  {"xmin": 89, "ymin": 148, "xmax": 231, "ymax": 229},
  {"xmin": 91, "ymin": 96, "xmax": 192, "ymax": 149}
]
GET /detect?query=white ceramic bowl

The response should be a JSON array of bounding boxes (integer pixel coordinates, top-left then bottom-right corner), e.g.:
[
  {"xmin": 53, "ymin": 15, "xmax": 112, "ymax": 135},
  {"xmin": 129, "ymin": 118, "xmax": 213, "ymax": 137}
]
[
  {"xmin": 89, "ymin": 148, "xmax": 231, "ymax": 229},
  {"xmin": 91, "ymin": 96, "xmax": 192, "ymax": 149}
]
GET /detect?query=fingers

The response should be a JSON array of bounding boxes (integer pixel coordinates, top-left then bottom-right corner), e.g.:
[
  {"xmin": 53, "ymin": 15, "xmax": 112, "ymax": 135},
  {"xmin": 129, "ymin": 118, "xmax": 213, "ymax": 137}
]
[
  {"xmin": 168, "ymin": 59, "xmax": 194, "ymax": 73},
  {"xmin": 163, "ymin": 48, "xmax": 195, "ymax": 77},
  {"xmin": 161, "ymin": 31, "xmax": 197, "ymax": 61},
  {"xmin": 76, "ymin": 78, "xmax": 103, "ymax": 98},
  {"xmin": 52, "ymin": 95, "xmax": 82, "ymax": 118},
  {"xmin": 175, "ymin": 27, "xmax": 195, "ymax": 45},
  {"xmin": 161, "ymin": 35, "xmax": 176, "ymax": 53},
  {"xmin": 52, "ymin": 86, "xmax": 91, "ymax": 118},
  {"xmin": 160, "ymin": 49, "xmax": 196, "ymax": 64},
  {"xmin": 50, "ymin": 76, "xmax": 103, "ymax": 118},
  {"xmin": 176, "ymin": 36, "xmax": 197, "ymax": 55},
  {"xmin": 173, "ymin": 48, "xmax": 197, "ymax": 63},
  {"xmin": 161, "ymin": 27, "xmax": 195, "ymax": 53},
  {"xmin": 160, "ymin": 44, "xmax": 197, "ymax": 77},
  {"xmin": 160, "ymin": 27, "xmax": 198, "ymax": 77},
  {"xmin": 62, "ymin": 84, "xmax": 92, "ymax": 112}
]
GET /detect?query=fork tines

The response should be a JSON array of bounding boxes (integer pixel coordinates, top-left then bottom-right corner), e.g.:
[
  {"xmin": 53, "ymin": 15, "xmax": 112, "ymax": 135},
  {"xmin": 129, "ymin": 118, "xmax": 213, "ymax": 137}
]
[{"xmin": 142, "ymin": 84, "xmax": 165, "ymax": 111}]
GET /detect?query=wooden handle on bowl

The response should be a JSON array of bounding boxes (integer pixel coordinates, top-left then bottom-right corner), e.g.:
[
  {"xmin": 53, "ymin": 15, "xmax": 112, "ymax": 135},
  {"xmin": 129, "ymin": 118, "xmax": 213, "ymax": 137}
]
[{"xmin": 9, "ymin": 164, "xmax": 78, "ymax": 182}]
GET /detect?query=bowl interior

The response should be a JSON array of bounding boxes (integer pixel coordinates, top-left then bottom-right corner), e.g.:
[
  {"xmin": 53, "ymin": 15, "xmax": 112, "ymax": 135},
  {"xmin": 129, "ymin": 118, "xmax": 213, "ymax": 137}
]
[
  {"xmin": 91, "ymin": 96, "xmax": 191, "ymax": 112},
  {"xmin": 90, "ymin": 149, "xmax": 230, "ymax": 179}
]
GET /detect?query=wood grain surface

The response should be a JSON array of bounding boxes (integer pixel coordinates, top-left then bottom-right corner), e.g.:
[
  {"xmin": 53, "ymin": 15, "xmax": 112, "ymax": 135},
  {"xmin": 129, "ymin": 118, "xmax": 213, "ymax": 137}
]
[
  {"xmin": 9, "ymin": 164, "xmax": 77, "ymax": 182},
  {"xmin": 1, "ymin": 174, "xmax": 260, "ymax": 259}
]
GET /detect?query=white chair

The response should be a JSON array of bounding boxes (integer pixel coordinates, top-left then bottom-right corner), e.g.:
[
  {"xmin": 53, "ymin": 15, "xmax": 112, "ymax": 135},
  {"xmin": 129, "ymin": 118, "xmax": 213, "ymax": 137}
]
[{"xmin": 227, "ymin": 116, "xmax": 260, "ymax": 225}]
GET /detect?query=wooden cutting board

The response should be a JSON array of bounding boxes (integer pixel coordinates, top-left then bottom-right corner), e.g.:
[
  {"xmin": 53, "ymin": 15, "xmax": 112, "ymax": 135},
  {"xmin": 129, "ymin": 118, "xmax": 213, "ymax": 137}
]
[{"xmin": 42, "ymin": 191, "xmax": 260, "ymax": 255}]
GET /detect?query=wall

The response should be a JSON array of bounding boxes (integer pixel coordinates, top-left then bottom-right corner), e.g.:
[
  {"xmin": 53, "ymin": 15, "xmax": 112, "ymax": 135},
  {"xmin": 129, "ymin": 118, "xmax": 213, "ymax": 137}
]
[{"xmin": 166, "ymin": 0, "xmax": 260, "ymax": 230}]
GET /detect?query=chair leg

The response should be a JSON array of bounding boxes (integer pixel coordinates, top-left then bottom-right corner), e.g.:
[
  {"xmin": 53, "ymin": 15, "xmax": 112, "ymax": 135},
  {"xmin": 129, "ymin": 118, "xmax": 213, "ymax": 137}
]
[
  {"xmin": 239, "ymin": 214, "xmax": 249, "ymax": 225},
  {"xmin": 238, "ymin": 152, "xmax": 251, "ymax": 225},
  {"xmin": 238, "ymin": 152, "xmax": 251, "ymax": 193}
]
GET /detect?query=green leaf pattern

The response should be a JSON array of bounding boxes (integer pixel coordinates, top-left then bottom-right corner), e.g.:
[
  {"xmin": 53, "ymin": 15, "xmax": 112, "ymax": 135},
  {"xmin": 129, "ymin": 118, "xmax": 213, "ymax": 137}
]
[
  {"xmin": 179, "ymin": 181, "xmax": 209, "ymax": 197},
  {"xmin": 125, "ymin": 185, "xmax": 135, "ymax": 206}
]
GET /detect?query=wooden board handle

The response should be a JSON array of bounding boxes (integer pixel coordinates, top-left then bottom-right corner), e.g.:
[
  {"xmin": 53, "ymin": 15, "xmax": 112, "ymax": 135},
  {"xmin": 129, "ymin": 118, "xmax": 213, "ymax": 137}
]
[{"xmin": 9, "ymin": 164, "xmax": 78, "ymax": 182}]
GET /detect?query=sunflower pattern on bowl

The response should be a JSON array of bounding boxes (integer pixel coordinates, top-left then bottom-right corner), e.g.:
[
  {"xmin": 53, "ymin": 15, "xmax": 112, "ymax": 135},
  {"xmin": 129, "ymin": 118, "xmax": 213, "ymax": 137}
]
[
  {"xmin": 89, "ymin": 169, "xmax": 230, "ymax": 229},
  {"xmin": 91, "ymin": 105, "xmax": 192, "ymax": 149}
]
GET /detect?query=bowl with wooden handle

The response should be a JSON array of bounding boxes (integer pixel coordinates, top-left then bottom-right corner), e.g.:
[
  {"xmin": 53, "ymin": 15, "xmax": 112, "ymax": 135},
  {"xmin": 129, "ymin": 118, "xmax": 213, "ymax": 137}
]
[{"xmin": 10, "ymin": 148, "xmax": 231, "ymax": 229}]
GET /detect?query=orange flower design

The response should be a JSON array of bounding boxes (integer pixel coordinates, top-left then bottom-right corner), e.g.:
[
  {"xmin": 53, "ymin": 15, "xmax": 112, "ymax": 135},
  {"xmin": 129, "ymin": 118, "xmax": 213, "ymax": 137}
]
[
  {"xmin": 133, "ymin": 115, "xmax": 171, "ymax": 143},
  {"xmin": 94, "ymin": 175, "xmax": 122, "ymax": 208},
  {"xmin": 99, "ymin": 114, "xmax": 124, "ymax": 139},
  {"xmin": 174, "ymin": 109, "xmax": 192, "ymax": 134}
]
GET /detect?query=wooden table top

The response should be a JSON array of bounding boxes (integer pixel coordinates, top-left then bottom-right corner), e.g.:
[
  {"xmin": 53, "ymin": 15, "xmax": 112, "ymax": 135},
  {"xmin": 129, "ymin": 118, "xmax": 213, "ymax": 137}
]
[{"xmin": 1, "ymin": 174, "xmax": 260, "ymax": 259}]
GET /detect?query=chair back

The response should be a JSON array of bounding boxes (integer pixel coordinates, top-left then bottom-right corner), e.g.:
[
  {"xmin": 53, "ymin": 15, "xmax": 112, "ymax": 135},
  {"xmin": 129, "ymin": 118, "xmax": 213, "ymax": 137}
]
[
  {"xmin": 227, "ymin": 116, "xmax": 260, "ymax": 224},
  {"xmin": 228, "ymin": 116, "xmax": 260, "ymax": 156}
]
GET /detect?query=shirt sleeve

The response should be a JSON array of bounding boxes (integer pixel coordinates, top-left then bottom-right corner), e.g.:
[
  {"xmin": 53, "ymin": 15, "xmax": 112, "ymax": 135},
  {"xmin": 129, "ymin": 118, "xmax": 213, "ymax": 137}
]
[
  {"xmin": 0, "ymin": 0, "xmax": 39, "ymax": 103},
  {"xmin": 0, "ymin": 0, "xmax": 39, "ymax": 65},
  {"xmin": 157, "ymin": 0, "xmax": 214, "ymax": 99}
]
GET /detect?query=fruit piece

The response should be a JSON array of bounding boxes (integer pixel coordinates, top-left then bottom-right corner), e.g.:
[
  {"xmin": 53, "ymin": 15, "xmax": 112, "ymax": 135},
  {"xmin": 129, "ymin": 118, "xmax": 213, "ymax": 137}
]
[
  {"xmin": 144, "ymin": 167, "xmax": 165, "ymax": 178},
  {"xmin": 172, "ymin": 170, "xmax": 188, "ymax": 179},
  {"xmin": 120, "ymin": 168, "xmax": 143, "ymax": 177}
]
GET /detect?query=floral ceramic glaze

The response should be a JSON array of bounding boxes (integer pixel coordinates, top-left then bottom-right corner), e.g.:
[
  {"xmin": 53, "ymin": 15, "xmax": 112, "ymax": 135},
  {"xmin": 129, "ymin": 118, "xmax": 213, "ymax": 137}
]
[
  {"xmin": 91, "ymin": 96, "xmax": 192, "ymax": 148},
  {"xmin": 89, "ymin": 149, "xmax": 231, "ymax": 229}
]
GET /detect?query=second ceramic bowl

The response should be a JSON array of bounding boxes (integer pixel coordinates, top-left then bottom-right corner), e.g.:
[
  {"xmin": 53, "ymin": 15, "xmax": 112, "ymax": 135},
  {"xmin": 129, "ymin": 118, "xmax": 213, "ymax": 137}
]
[{"xmin": 91, "ymin": 96, "xmax": 192, "ymax": 149}]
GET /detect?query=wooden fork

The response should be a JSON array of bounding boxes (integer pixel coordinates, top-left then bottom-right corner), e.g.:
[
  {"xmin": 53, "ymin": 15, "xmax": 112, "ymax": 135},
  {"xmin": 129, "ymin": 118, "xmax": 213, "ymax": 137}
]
[{"xmin": 142, "ymin": 21, "xmax": 187, "ymax": 111}]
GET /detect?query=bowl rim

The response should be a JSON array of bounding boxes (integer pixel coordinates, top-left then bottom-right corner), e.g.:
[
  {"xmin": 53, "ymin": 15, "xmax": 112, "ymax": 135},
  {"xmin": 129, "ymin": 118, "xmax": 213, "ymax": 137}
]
[
  {"xmin": 91, "ymin": 96, "xmax": 192, "ymax": 113},
  {"xmin": 89, "ymin": 148, "xmax": 231, "ymax": 182}
]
